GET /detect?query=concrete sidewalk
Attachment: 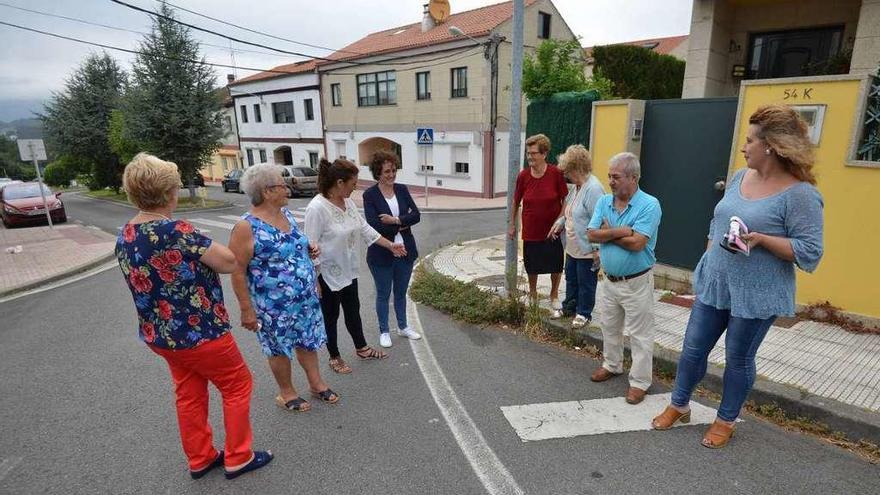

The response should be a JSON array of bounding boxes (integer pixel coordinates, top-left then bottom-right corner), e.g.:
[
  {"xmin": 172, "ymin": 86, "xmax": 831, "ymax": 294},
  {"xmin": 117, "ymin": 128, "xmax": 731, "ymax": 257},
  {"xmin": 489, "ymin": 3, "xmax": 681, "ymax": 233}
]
[
  {"xmin": 426, "ymin": 235, "xmax": 880, "ymax": 444},
  {"xmin": 0, "ymin": 224, "xmax": 117, "ymax": 297}
]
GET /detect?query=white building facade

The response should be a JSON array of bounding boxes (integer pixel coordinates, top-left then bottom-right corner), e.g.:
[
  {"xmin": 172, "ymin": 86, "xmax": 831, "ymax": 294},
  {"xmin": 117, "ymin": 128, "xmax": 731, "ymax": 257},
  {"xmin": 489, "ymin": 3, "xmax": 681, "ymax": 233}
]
[{"xmin": 228, "ymin": 63, "xmax": 325, "ymax": 169}]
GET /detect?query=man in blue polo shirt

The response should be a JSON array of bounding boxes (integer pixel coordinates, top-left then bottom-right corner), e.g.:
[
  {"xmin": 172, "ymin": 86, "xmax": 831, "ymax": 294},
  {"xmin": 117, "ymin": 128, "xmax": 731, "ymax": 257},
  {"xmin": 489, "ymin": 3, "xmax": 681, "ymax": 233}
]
[{"xmin": 587, "ymin": 152, "xmax": 662, "ymax": 405}]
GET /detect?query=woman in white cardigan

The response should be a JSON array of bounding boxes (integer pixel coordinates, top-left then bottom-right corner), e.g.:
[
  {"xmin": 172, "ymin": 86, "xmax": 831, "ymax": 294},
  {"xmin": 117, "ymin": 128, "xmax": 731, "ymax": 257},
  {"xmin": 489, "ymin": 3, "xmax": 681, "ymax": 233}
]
[
  {"xmin": 305, "ymin": 158, "xmax": 406, "ymax": 374},
  {"xmin": 548, "ymin": 145, "xmax": 605, "ymax": 328}
]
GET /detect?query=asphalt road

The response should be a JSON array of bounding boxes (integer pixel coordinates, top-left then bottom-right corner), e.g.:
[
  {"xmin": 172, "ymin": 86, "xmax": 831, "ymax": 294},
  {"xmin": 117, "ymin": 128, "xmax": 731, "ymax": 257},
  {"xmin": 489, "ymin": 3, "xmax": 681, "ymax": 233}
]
[{"xmin": 0, "ymin": 186, "xmax": 876, "ymax": 494}]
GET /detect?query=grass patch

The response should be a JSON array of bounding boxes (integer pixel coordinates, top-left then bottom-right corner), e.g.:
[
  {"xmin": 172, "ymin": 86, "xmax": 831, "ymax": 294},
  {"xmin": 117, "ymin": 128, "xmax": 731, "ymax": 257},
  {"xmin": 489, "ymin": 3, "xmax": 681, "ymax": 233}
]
[
  {"xmin": 409, "ymin": 264, "xmax": 523, "ymax": 326},
  {"xmin": 84, "ymin": 189, "xmax": 227, "ymax": 210}
]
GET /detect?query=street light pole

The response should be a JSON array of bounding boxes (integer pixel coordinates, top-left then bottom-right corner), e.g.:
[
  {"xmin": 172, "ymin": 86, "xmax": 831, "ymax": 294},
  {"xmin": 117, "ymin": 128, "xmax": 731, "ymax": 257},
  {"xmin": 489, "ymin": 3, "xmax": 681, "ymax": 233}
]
[{"xmin": 505, "ymin": 0, "xmax": 524, "ymax": 295}]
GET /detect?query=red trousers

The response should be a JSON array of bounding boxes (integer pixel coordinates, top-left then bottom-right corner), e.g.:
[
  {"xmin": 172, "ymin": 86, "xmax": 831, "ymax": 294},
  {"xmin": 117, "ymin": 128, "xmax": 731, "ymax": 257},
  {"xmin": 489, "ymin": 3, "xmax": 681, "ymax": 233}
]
[{"xmin": 150, "ymin": 332, "xmax": 254, "ymax": 470}]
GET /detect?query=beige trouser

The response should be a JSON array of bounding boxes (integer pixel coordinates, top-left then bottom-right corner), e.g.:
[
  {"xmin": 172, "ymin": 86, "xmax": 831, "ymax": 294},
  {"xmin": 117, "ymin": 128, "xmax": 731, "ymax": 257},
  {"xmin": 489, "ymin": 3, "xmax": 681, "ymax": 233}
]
[{"xmin": 597, "ymin": 269, "xmax": 655, "ymax": 391}]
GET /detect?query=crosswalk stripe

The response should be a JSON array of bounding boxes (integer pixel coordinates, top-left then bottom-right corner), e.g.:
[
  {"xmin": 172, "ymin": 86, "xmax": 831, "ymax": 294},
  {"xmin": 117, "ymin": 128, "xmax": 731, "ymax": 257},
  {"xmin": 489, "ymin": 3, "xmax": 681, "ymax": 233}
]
[
  {"xmin": 189, "ymin": 218, "xmax": 237, "ymax": 230},
  {"xmin": 218, "ymin": 215, "xmax": 244, "ymax": 222},
  {"xmin": 500, "ymin": 392, "xmax": 722, "ymax": 442}
]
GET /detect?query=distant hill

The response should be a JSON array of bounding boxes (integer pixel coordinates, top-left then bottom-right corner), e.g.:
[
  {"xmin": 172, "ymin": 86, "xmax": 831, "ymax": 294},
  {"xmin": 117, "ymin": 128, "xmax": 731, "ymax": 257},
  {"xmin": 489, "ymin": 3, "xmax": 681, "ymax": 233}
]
[{"xmin": 0, "ymin": 118, "xmax": 44, "ymax": 140}]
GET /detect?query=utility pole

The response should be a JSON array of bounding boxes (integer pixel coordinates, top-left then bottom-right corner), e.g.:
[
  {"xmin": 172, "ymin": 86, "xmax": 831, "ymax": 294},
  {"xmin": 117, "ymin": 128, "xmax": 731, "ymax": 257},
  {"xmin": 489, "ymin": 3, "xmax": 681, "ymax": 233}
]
[{"xmin": 505, "ymin": 0, "xmax": 524, "ymax": 295}]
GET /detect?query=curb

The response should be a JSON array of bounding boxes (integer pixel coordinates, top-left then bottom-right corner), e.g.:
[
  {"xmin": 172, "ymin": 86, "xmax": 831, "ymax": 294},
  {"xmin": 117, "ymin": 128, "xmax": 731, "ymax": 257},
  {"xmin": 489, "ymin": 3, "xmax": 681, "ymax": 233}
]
[
  {"xmin": 421, "ymin": 248, "xmax": 880, "ymax": 446},
  {"xmin": 418, "ymin": 206, "xmax": 507, "ymax": 213},
  {"xmin": 76, "ymin": 193, "xmax": 235, "ymax": 212},
  {"xmin": 0, "ymin": 251, "xmax": 117, "ymax": 299}
]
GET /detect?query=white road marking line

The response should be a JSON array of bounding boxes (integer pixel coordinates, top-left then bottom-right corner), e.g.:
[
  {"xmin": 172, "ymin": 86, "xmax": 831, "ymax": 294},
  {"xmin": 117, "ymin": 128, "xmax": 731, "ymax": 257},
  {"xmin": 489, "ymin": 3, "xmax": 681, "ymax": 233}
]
[
  {"xmin": 0, "ymin": 456, "xmax": 22, "ymax": 482},
  {"xmin": 500, "ymin": 392, "xmax": 721, "ymax": 442},
  {"xmin": 218, "ymin": 215, "xmax": 244, "ymax": 222},
  {"xmin": 187, "ymin": 218, "xmax": 236, "ymax": 230},
  {"xmin": 408, "ymin": 284, "xmax": 524, "ymax": 495},
  {"xmin": 0, "ymin": 261, "xmax": 118, "ymax": 304}
]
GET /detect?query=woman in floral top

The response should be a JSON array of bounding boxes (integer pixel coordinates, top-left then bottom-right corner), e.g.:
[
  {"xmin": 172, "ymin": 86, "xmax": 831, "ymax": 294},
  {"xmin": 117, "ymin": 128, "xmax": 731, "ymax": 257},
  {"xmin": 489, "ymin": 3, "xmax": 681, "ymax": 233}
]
[
  {"xmin": 115, "ymin": 153, "xmax": 272, "ymax": 480},
  {"xmin": 228, "ymin": 164, "xmax": 338, "ymax": 412}
]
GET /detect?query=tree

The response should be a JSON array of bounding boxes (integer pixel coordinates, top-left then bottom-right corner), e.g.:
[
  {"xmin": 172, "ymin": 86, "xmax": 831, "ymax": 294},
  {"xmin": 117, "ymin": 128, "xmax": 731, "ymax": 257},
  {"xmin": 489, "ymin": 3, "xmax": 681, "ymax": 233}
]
[
  {"xmin": 522, "ymin": 39, "xmax": 591, "ymax": 99},
  {"xmin": 126, "ymin": 2, "xmax": 224, "ymax": 199},
  {"xmin": 0, "ymin": 135, "xmax": 36, "ymax": 181},
  {"xmin": 592, "ymin": 44, "xmax": 685, "ymax": 99},
  {"xmin": 40, "ymin": 53, "xmax": 127, "ymax": 190}
]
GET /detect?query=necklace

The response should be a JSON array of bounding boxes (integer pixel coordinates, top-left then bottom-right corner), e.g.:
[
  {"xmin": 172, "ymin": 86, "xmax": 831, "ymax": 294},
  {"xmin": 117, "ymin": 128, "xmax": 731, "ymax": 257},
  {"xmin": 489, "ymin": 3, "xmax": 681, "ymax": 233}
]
[{"xmin": 138, "ymin": 210, "xmax": 171, "ymax": 221}]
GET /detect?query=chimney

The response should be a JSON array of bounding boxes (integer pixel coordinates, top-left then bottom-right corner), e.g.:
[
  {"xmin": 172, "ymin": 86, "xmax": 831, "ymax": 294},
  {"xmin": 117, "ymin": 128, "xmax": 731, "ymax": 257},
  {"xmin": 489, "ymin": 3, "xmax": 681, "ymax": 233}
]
[
  {"xmin": 226, "ymin": 74, "xmax": 235, "ymax": 84},
  {"xmin": 421, "ymin": 3, "xmax": 435, "ymax": 32}
]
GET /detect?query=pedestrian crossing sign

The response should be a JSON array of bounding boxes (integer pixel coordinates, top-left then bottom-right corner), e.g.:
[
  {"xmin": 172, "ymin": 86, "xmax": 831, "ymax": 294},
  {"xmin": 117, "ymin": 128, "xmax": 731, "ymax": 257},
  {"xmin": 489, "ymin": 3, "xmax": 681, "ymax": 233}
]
[{"xmin": 417, "ymin": 128, "xmax": 434, "ymax": 145}]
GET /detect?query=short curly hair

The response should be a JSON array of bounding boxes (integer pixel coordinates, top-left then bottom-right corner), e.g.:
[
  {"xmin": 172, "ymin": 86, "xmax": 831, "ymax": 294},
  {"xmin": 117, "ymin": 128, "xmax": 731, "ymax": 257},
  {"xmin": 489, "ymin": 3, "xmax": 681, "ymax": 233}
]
[
  {"xmin": 122, "ymin": 153, "xmax": 180, "ymax": 210},
  {"xmin": 368, "ymin": 150, "xmax": 400, "ymax": 180},
  {"xmin": 525, "ymin": 134, "xmax": 551, "ymax": 154},
  {"xmin": 557, "ymin": 144, "xmax": 592, "ymax": 176}
]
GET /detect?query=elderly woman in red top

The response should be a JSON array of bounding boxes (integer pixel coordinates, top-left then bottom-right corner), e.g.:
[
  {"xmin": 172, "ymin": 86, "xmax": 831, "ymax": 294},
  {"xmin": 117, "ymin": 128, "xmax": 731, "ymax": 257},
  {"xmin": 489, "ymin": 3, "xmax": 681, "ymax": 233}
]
[
  {"xmin": 508, "ymin": 134, "xmax": 568, "ymax": 314},
  {"xmin": 116, "ymin": 153, "xmax": 272, "ymax": 480}
]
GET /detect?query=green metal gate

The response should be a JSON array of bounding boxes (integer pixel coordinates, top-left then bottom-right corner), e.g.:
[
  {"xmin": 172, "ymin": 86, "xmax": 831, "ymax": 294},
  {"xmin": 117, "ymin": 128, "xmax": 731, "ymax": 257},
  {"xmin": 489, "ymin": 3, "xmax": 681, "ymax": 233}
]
[{"xmin": 639, "ymin": 98, "xmax": 738, "ymax": 269}]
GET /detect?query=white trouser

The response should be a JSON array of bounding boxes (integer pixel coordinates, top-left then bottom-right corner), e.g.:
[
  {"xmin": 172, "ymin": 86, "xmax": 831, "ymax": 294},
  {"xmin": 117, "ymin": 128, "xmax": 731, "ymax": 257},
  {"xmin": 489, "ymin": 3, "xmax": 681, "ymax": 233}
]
[{"xmin": 597, "ymin": 270, "xmax": 655, "ymax": 391}]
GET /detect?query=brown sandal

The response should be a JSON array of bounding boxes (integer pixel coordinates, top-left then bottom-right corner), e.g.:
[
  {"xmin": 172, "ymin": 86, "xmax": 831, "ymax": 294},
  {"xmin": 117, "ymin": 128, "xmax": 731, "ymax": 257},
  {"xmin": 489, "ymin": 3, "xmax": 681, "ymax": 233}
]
[
  {"xmin": 702, "ymin": 419, "xmax": 735, "ymax": 448},
  {"xmin": 355, "ymin": 346, "xmax": 388, "ymax": 360},
  {"xmin": 328, "ymin": 357, "xmax": 352, "ymax": 374},
  {"xmin": 652, "ymin": 406, "xmax": 691, "ymax": 430}
]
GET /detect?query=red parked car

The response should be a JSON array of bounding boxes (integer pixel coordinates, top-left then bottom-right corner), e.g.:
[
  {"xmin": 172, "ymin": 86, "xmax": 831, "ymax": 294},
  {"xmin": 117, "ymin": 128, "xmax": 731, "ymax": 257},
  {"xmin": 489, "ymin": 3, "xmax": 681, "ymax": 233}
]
[{"xmin": 0, "ymin": 182, "xmax": 67, "ymax": 227}]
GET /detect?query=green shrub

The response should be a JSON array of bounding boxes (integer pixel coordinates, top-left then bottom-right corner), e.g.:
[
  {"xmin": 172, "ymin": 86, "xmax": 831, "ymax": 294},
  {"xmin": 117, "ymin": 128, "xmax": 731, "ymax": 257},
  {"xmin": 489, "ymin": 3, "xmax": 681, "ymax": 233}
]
[{"xmin": 592, "ymin": 44, "xmax": 685, "ymax": 99}]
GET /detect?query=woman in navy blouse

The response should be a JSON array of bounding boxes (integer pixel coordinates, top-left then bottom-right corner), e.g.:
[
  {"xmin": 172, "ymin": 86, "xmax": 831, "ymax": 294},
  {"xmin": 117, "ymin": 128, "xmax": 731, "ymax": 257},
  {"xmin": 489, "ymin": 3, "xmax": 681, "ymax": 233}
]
[
  {"xmin": 363, "ymin": 151, "xmax": 422, "ymax": 349},
  {"xmin": 651, "ymin": 105, "xmax": 824, "ymax": 448},
  {"xmin": 116, "ymin": 153, "xmax": 272, "ymax": 479}
]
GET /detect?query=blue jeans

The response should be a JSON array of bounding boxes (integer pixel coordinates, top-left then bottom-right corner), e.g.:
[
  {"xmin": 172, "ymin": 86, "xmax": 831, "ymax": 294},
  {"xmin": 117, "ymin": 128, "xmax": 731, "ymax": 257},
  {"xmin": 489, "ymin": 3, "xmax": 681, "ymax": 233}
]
[
  {"xmin": 368, "ymin": 258, "xmax": 414, "ymax": 334},
  {"xmin": 561, "ymin": 255, "xmax": 598, "ymax": 319},
  {"xmin": 671, "ymin": 299, "xmax": 775, "ymax": 421}
]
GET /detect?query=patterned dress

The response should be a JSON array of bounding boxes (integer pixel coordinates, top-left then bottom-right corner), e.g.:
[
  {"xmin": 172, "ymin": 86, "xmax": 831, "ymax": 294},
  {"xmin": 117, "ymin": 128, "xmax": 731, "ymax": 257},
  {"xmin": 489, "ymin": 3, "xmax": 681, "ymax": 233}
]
[
  {"xmin": 115, "ymin": 219, "xmax": 231, "ymax": 349},
  {"xmin": 245, "ymin": 208, "xmax": 327, "ymax": 357}
]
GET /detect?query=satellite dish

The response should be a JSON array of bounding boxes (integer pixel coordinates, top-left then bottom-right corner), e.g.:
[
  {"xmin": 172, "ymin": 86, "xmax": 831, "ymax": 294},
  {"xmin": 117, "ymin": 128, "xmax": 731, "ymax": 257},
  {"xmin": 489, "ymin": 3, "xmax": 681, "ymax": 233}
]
[{"xmin": 429, "ymin": 0, "xmax": 450, "ymax": 23}]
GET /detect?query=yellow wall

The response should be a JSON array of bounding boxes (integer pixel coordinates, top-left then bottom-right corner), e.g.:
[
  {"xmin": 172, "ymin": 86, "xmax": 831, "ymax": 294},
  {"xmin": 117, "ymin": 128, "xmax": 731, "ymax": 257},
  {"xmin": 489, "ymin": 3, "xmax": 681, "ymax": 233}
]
[
  {"xmin": 734, "ymin": 77, "xmax": 879, "ymax": 318},
  {"xmin": 589, "ymin": 103, "xmax": 630, "ymax": 190}
]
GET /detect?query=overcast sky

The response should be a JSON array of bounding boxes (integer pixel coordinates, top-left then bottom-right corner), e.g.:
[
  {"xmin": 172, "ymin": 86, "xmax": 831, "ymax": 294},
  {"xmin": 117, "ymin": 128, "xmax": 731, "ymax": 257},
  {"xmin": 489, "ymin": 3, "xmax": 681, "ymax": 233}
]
[{"xmin": 0, "ymin": 0, "xmax": 693, "ymax": 121}]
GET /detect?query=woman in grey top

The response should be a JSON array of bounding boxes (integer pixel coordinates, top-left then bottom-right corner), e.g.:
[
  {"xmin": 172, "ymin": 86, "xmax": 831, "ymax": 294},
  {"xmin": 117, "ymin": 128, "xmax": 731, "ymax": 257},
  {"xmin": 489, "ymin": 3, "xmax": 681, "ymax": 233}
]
[{"xmin": 652, "ymin": 105, "xmax": 824, "ymax": 448}]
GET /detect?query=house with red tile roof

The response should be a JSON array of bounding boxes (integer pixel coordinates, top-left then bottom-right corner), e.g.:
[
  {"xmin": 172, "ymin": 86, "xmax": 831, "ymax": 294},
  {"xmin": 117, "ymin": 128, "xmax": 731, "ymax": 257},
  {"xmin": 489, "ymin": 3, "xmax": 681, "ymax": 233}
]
[
  {"xmin": 318, "ymin": 0, "xmax": 580, "ymax": 198},
  {"xmin": 583, "ymin": 35, "xmax": 689, "ymax": 78},
  {"xmin": 226, "ymin": 59, "xmax": 324, "ymax": 170}
]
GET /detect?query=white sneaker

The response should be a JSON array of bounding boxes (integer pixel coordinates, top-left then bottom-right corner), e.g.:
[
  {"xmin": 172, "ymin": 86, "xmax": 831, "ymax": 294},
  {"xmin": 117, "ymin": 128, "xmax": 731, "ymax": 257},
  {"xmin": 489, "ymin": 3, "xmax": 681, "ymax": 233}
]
[
  {"xmin": 571, "ymin": 314, "xmax": 590, "ymax": 328},
  {"xmin": 379, "ymin": 333, "xmax": 392, "ymax": 348},
  {"xmin": 397, "ymin": 327, "xmax": 422, "ymax": 340},
  {"xmin": 550, "ymin": 299, "xmax": 563, "ymax": 319}
]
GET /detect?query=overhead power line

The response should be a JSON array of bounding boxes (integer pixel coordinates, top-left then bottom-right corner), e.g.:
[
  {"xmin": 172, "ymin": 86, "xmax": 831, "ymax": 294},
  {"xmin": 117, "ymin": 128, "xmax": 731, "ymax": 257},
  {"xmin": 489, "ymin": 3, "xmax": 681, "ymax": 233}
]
[
  {"xmin": 0, "ymin": 20, "xmax": 485, "ymax": 78},
  {"xmin": 0, "ymin": 20, "xmax": 305, "ymax": 75},
  {"xmin": 155, "ymin": 0, "xmax": 365, "ymax": 56},
  {"xmin": 109, "ymin": 0, "xmax": 486, "ymax": 67},
  {"xmin": 0, "ymin": 1, "xmax": 301, "ymax": 59}
]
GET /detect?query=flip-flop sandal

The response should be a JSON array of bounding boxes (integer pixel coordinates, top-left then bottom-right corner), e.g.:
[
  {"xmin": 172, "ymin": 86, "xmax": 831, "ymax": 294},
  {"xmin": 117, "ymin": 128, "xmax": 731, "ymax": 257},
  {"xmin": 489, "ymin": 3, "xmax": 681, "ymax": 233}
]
[
  {"xmin": 355, "ymin": 346, "xmax": 388, "ymax": 360},
  {"xmin": 310, "ymin": 388, "xmax": 339, "ymax": 404},
  {"xmin": 224, "ymin": 450, "xmax": 274, "ymax": 480},
  {"xmin": 274, "ymin": 396, "xmax": 310, "ymax": 412},
  {"xmin": 190, "ymin": 450, "xmax": 224, "ymax": 479},
  {"xmin": 329, "ymin": 358, "xmax": 352, "ymax": 374}
]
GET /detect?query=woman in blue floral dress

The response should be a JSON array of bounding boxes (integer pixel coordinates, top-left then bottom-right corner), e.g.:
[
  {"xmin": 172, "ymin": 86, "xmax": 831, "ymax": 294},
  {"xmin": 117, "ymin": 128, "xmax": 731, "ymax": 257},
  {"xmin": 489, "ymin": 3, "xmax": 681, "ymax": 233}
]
[
  {"xmin": 116, "ymin": 153, "xmax": 272, "ymax": 480},
  {"xmin": 229, "ymin": 164, "xmax": 337, "ymax": 412}
]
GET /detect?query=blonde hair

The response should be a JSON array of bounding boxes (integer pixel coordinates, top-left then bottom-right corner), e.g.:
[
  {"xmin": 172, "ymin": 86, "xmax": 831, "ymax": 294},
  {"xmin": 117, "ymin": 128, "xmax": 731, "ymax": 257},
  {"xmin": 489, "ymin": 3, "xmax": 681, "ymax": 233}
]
[
  {"xmin": 557, "ymin": 144, "xmax": 593, "ymax": 176},
  {"xmin": 525, "ymin": 134, "xmax": 551, "ymax": 154},
  {"xmin": 749, "ymin": 105, "xmax": 816, "ymax": 185},
  {"xmin": 123, "ymin": 153, "xmax": 181, "ymax": 209}
]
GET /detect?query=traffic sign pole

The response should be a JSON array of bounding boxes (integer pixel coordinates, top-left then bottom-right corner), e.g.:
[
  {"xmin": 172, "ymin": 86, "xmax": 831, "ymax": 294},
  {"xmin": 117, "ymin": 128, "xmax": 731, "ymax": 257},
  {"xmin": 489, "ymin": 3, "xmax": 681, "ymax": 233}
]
[{"xmin": 29, "ymin": 142, "xmax": 53, "ymax": 229}]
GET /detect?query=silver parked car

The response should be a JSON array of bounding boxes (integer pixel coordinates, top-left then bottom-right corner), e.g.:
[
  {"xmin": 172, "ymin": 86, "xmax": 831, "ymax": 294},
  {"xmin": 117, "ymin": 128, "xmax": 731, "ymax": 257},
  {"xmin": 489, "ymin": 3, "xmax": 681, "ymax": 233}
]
[{"xmin": 281, "ymin": 166, "xmax": 318, "ymax": 197}]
